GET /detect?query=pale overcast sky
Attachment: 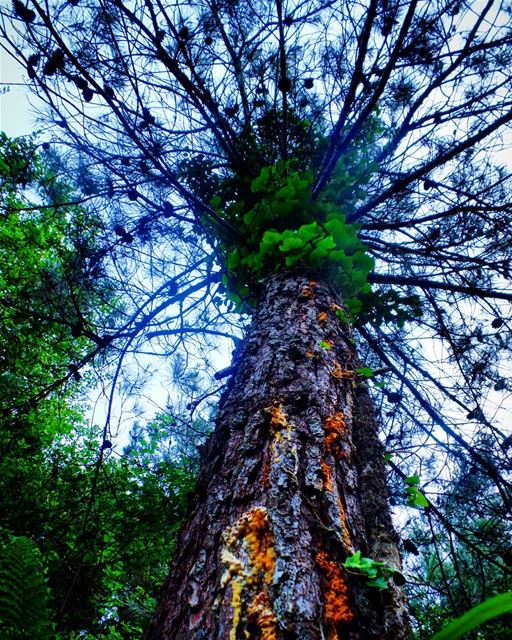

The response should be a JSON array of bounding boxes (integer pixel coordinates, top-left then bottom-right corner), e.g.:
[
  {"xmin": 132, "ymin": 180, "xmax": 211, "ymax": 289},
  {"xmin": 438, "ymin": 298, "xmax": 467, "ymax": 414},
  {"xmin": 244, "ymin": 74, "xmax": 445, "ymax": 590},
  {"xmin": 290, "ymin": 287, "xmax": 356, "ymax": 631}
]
[
  {"xmin": 0, "ymin": 19, "xmax": 510, "ymax": 434},
  {"xmin": 0, "ymin": 49, "xmax": 34, "ymax": 137}
]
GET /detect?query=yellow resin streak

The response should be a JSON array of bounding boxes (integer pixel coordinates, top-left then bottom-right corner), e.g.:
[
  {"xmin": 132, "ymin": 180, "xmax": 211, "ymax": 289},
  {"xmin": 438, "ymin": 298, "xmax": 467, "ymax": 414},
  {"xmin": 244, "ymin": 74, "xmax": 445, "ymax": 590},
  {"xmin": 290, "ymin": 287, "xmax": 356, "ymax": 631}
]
[
  {"xmin": 265, "ymin": 404, "xmax": 293, "ymax": 466},
  {"xmin": 220, "ymin": 507, "xmax": 278, "ymax": 640}
]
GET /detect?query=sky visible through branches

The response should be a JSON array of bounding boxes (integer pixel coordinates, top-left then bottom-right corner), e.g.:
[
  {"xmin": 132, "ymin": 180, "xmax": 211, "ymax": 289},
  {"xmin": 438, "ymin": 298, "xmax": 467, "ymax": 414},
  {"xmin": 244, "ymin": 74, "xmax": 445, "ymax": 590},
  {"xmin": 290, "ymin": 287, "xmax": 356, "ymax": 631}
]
[
  {"xmin": 1, "ymin": 4, "xmax": 512, "ymax": 634},
  {"xmin": 0, "ymin": 0, "xmax": 510, "ymax": 484},
  {"xmin": 1, "ymin": 50, "xmax": 241, "ymax": 438}
]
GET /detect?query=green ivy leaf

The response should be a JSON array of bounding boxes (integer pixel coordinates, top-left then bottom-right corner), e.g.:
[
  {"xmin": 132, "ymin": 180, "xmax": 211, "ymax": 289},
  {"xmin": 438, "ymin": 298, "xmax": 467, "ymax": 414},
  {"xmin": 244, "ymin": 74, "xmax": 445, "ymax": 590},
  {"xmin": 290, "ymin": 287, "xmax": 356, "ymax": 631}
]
[
  {"xmin": 284, "ymin": 254, "xmax": 301, "ymax": 267},
  {"xmin": 366, "ymin": 577, "xmax": 388, "ymax": 589},
  {"xmin": 410, "ymin": 488, "xmax": 429, "ymax": 508},
  {"xmin": 323, "ymin": 217, "xmax": 347, "ymax": 242},
  {"xmin": 210, "ymin": 194, "xmax": 222, "ymax": 209},
  {"xmin": 250, "ymin": 166, "xmax": 271, "ymax": 192},
  {"xmin": 335, "ymin": 308, "xmax": 353, "ymax": 324},
  {"xmin": 227, "ymin": 251, "xmax": 240, "ymax": 270},
  {"xmin": 346, "ymin": 298, "xmax": 363, "ymax": 315},
  {"xmin": 342, "ymin": 551, "xmax": 399, "ymax": 591},
  {"xmin": 275, "ymin": 184, "xmax": 296, "ymax": 201},
  {"xmin": 297, "ymin": 221, "xmax": 321, "ymax": 243},
  {"xmin": 243, "ymin": 208, "xmax": 258, "ymax": 226},
  {"xmin": 343, "ymin": 550, "xmax": 361, "ymax": 567},
  {"xmin": 405, "ymin": 473, "xmax": 420, "ymax": 486},
  {"xmin": 280, "ymin": 236, "xmax": 305, "ymax": 253},
  {"xmin": 309, "ymin": 235, "xmax": 336, "ymax": 259},
  {"xmin": 355, "ymin": 367, "xmax": 374, "ymax": 378}
]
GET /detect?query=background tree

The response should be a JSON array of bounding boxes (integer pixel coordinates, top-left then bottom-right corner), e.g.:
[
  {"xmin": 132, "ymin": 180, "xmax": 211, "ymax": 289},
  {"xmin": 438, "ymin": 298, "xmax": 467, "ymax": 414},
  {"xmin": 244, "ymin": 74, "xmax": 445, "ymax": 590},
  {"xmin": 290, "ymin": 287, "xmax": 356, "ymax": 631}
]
[
  {"xmin": 0, "ymin": 133, "xmax": 202, "ymax": 638},
  {"xmin": 1, "ymin": 0, "xmax": 512, "ymax": 638},
  {"xmin": 403, "ymin": 457, "xmax": 512, "ymax": 639}
]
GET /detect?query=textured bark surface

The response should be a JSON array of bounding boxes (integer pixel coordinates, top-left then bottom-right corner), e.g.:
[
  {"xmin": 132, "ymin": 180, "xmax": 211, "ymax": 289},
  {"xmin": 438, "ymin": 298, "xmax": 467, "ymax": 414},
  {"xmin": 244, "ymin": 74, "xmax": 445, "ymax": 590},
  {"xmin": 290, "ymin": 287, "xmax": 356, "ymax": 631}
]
[{"xmin": 144, "ymin": 272, "xmax": 410, "ymax": 640}]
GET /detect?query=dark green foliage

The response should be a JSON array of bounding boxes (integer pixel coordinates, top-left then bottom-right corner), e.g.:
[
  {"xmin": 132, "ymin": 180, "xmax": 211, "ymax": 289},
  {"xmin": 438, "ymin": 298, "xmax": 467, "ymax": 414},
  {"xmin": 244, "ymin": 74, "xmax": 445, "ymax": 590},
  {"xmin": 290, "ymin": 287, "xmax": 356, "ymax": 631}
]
[
  {"xmin": 238, "ymin": 110, "xmax": 329, "ymax": 176},
  {"xmin": 180, "ymin": 109, "xmax": 396, "ymax": 316},
  {"xmin": 406, "ymin": 458, "xmax": 512, "ymax": 639},
  {"xmin": 0, "ymin": 414, "xmax": 197, "ymax": 639},
  {"xmin": 0, "ymin": 135, "xmax": 198, "ymax": 638},
  {"xmin": 358, "ymin": 289, "xmax": 423, "ymax": 327},
  {"xmin": 0, "ymin": 536, "xmax": 54, "ymax": 640}
]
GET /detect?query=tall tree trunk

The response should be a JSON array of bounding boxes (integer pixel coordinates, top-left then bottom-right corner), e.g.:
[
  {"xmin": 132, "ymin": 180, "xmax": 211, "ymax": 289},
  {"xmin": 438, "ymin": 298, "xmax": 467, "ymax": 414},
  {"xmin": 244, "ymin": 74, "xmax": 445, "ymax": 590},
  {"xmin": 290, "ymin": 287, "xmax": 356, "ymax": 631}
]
[{"xmin": 145, "ymin": 272, "xmax": 410, "ymax": 640}]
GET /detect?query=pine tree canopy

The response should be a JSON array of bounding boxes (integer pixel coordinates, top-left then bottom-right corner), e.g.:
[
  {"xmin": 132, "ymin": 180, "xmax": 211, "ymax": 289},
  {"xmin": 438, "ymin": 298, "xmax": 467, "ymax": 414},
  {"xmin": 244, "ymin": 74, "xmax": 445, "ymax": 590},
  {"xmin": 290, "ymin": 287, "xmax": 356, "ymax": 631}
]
[{"xmin": 1, "ymin": 0, "xmax": 512, "ymax": 636}]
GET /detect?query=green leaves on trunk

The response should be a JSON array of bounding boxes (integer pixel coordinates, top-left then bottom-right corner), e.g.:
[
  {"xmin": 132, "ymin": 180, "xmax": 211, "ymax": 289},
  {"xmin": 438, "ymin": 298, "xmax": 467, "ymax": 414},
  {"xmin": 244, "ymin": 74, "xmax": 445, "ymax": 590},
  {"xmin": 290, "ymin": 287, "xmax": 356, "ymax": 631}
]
[
  {"xmin": 343, "ymin": 550, "xmax": 406, "ymax": 590},
  {"xmin": 211, "ymin": 162, "xmax": 374, "ymax": 310}
]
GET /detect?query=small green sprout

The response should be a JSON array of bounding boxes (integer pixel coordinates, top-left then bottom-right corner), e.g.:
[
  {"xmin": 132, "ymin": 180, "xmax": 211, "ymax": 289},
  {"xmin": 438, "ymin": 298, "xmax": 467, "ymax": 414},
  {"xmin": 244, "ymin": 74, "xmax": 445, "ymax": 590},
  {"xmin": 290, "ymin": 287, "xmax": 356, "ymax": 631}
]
[
  {"xmin": 355, "ymin": 366, "xmax": 374, "ymax": 378},
  {"xmin": 343, "ymin": 550, "xmax": 405, "ymax": 589},
  {"xmin": 404, "ymin": 473, "xmax": 429, "ymax": 508}
]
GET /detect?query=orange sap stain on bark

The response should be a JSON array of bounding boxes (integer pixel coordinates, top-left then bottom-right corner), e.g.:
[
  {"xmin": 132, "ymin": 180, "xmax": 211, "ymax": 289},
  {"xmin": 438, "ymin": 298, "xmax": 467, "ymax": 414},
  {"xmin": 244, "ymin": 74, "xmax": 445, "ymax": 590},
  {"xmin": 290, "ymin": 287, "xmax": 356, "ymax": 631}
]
[
  {"xmin": 244, "ymin": 508, "xmax": 276, "ymax": 585},
  {"xmin": 324, "ymin": 412, "xmax": 346, "ymax": 457},
  {"xmin": 265, "ymin": 404, "xmax": 289, "ymax": 430},
  {"xmin": 322, "ymin": 412, "xmax": 353, "ymax": 550},
  {"xmin": 331, "ymin": 362, "xmax": 355, "ymax": 380},
  {"xmin": 320, "ymin": 459, "xmax": 333, "ymax": 491},
  {"xmin": 316, "ymin": 551, "xmax": 355, "ymax": 626},
  {"xmin": 336, "ymin": 495, "xmax": 353, "ymax": 551},
  {"xmin": 248, "ymin": 592, "xmax": 279, "ymax": 640}
]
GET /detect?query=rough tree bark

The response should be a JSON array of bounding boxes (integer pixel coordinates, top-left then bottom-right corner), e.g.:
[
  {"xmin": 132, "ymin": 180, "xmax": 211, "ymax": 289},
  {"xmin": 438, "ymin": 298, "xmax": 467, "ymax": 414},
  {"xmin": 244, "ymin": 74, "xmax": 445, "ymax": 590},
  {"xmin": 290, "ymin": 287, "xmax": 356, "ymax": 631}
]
[{"xmin": 145, "ymin": 272, "xmax": 410, "ymax": 640}]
